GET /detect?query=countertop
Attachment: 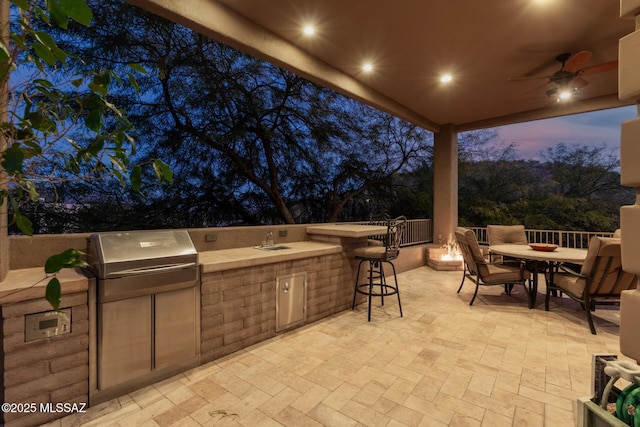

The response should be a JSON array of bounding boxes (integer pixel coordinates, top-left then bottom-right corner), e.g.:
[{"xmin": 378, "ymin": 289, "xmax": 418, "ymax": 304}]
[
  {"xmin": 305, "ymin": 224, "xmax": 387, "ymax": 238},
  {"xmin": 0, "ymin": 268, "xmax": 90, "ymax": 305},
  {"xmin": 0, "ymin": 241, "xmax": 344, "ymax": 303},
  {"xmin": 199, "ymin": 241, "xmax": 342, "ymax": 273}
]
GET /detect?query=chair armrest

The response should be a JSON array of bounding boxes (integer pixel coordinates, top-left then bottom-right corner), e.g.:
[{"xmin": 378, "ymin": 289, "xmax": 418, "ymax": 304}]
[
  {"xmin": 478, "ymin": 259, "xmax": 526, "ymax": 269},
  {"xmin": 558, "ymin": 263, "xmax": 588, "ymax": 279}
]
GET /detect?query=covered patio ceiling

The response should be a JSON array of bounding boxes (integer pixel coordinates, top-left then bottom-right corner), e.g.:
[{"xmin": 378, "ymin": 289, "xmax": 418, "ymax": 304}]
[{"xmin": 128, "ymin": 0, "xmax": 635, "ymax": 133}]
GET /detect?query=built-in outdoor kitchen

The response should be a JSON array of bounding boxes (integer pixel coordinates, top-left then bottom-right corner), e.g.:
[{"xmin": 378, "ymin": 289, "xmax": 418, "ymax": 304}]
[{"xmin": 0, "ymin": 223, "xmax": 426, "ymax": 426}]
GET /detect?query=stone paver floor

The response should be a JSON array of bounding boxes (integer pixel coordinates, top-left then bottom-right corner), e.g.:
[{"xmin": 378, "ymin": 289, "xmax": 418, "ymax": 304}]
[{"xmin": 49, "ymin": 266, "xmax": 630, "ymax": 426}]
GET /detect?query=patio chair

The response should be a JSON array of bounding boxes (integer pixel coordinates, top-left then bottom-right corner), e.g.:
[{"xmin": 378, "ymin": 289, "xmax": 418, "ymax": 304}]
[
  {"xmin": 545, "ymin": 236, "xmax": 638, "ymax": 334},
  {"xmin": 455, "ymin": 227, "xmax": 532, "ymax": 306},
  {"xmin": 487, "ymin": 224, "xmax": 528, "ymax": 263},
  {"xmin": 488, "ymin": 224, "xmax": 551, "ymax": 292},
  {"xmin": 352, "ymin": 215, "xmax": 407, "ymax": 321}
]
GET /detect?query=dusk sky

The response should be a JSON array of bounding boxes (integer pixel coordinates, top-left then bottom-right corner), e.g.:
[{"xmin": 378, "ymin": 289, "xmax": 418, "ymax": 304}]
[{"xmin": 492, "ymin": 105, "xmax": 638, "ymax": 161}]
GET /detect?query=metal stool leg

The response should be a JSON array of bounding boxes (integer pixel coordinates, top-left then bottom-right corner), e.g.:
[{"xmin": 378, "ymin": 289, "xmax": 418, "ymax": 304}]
[
  {"xmin": 388, "ymin": 260, "xmax": 402, "ymax": 317},
  {"xmin": 367, "ymin": 260, "xmax": 374, "ymax": 321},
  {"xmin": 352, "ymin": 259, "xmax": 365, "ymax": 310}
]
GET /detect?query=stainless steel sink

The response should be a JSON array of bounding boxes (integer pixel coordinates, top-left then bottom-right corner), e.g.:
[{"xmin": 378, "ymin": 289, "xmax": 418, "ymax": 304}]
[{"xmin": 255, "ymin": 244, "xmax": 291, "ymax": 251}]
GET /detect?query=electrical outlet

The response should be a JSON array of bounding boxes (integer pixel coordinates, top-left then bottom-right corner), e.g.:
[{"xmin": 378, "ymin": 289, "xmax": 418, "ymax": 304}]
[
  {"xmin": 205, "ymin": 233, "xmax": 217, "ymax": 242},
  {"xmin": 279, "ymin": 230, "xmax": 287, "ymax": 237}
]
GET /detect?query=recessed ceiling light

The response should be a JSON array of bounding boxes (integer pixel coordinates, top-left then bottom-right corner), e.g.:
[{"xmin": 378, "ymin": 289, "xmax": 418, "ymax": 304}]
[
  {"xmin": 440, "ymin": 74, "xmax": 453, "ymax": 83},
  {"xmin": 303, "ymin": 25, "xmax": 315, "ymax": 36},
  {"xmin": 362, "ymin": 63, "xmax": 373, "ymax": 72}
]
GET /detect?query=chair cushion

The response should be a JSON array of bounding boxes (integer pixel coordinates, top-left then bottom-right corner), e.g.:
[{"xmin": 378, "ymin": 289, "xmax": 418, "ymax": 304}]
[
  {"xmin": 580, "ymin": 237, "xmax": 619, "ymax": 276},
  {"xmin": 552, "ymin": 273, "xmax": 585, "ymax": 299},
  {"xmin": 354, "ymin": 246, "xmax": 387, "ymax": 259},
  {"xmin": 487, "ymin": 224, "xmax": 528, "ymax": 245},
  {"xmin": 484, "ymin": 263, "xmax": 531, "ymax": 283}
]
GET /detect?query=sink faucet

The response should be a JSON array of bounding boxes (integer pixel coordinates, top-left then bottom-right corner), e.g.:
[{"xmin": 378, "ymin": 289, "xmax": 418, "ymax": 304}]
[{"xmin": 266, "ymin": 231, "xmax": 274, "ymax": 246}]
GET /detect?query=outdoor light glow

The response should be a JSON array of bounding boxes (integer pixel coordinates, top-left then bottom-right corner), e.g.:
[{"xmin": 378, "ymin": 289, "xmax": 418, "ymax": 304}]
[
  {"xmin": 303, "ymin": 25, "xmax": 315, "ymax": 36},
  {"xmin": 558, "ymin": 90, "xmax": 572, "ymax": 101},
  {"xmin": 440, "ymin": 74, "xmax": 453, "ymax": 83},
  {"xmin": 362, "ymin": 63, "xmax": 373, "ymax": 72}
]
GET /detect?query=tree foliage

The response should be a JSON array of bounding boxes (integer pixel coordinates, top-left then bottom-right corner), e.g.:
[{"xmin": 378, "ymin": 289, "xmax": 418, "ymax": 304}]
[
  {"xmin": 44, "ymin": 0, "xmax": 431, "ymax": 225},
  {"xmin": 457, "ymin": 138, "xmax": 632, "ymax": 231},
  {"xmin": 1, "ymin": 0, "xmax": 171, "ymax": 308}
]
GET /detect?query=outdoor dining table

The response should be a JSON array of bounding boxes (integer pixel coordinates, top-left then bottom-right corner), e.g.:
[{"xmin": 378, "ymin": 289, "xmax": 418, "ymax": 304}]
[{"xmin": 489, "ymin": 244, "xmax": 588, "ymax": 307}]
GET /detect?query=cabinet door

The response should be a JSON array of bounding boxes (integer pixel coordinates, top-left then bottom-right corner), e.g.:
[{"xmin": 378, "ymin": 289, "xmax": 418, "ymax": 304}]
[
  {"xmin": 276, "ymin": 273, "xmax": 307, "ymax": 331},
  {"xmin": 154, "ymin": 287, "xmax": 198, "ymax": 370},
  {"xmin": 98, "ymin": 296, "xmax": 152, "ymax": 389}
]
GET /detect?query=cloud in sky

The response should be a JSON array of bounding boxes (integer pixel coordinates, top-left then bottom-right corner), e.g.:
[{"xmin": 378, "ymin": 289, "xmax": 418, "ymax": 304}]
[{"xmin": 494, "ymin": 105, "xmax": 637, "ymax": 160}]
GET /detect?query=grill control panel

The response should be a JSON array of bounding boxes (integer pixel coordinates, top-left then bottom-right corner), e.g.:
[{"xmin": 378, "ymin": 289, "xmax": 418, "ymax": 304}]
[{"xmin": 25, "ymin": 309, "xmax": 71, "ymax": 342}]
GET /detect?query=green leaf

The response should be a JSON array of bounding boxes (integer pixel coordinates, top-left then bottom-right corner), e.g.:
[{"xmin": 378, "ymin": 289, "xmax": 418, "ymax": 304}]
[
  {"xmin": 26, "ymin": 111, "xmax": 57, "ymax": 133},
  {"xmin": 86, "ymin": 138, "xmax": 104, "ymax": 156},
  {"xmin": 59, "ymin": 0, "xmax": 93, "ymax": 26},
  {"xmin": 84, "ymin": 109, "xmax": 102, "ymax": 131},
  {"xmin": 45, "ymin": 278, "xmax": 61, "ymax": 311},
  {"xmin": 25, "ymin": 181, "xmax": 40, "ymax": 201},
  {"xmin": 0, "ymin": 43, "xmax": 11, "ymax": 81},
  {"xmin": 128, "ymin": 73, "xmax": 140, "ymax": 94},
  {"xmin": 45, "ymin": 248, "xmax": 87, "ymax": 274},
  {"xmin": 47, "ymin": 0, "xmax": 70, "ymax": 29},
  {"xmin": 1, "ymin": 144, "xmax": 25, "ymax": 174},
  {"xmin": 130, "ymin": 165, "xmax": 142, "ymax": 192},
  {"xmin": 15, "ymin": 214, "xmax": 34, "ymax": 236},
  {"xmin": 128, "ymin": 63, "xmax": 147, "ymax": 74},
  {"xmin": 33, "ymin": 78, "xmax": 54, "ymax": 88},
  {"xmin": 88, "ymin": 71, "xmax": 111, "ymax": 95},
  {"xmin": 32, "ymin": 42, "xmax": 57, "ymax": 66},
  {"xmin": 12, "ymin": 0, "xmax": 29, "ymax": 10},
  {"xmin": 153, "ymin": 159, "xmax": 174, "ymax": 184},
  {"xmin": 34, "ymin": 31, "xmax": 68, "ymax": 63}
]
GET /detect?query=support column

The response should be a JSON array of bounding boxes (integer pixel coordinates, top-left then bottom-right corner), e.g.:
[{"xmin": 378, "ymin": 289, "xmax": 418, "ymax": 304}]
[
  {"xmin": 433, "ymin": 124, "xmax": 458, "ymax": 246},
  {"xmin": 1, "ymin": 1, "xmax": 9, "ymax": 281},
  {"xmin": 618, "ymin": 1, "xmax": 640, "ymax": 363}
]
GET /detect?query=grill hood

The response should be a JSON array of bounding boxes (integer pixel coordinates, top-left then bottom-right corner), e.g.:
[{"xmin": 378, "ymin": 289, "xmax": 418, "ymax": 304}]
[{"xmin": 89, "ymin": 229, "xmax": 197, "ymax": 280}]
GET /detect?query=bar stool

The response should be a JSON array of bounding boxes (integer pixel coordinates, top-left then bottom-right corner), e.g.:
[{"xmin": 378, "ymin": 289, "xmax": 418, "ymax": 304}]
[{"xmin": 352, "ymin": 216, "xmax": 407, "ymax": 321}]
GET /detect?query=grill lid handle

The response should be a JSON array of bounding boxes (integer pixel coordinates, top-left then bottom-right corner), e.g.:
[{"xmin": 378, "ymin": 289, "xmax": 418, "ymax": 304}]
[{"xmin": 110, "ymin": 262, "xmax": 197, "ymax": 276}]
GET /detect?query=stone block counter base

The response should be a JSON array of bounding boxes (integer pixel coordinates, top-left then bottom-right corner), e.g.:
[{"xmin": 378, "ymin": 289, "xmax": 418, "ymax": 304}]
[
  {"xmin": 200, "ymin": 251, "xmax": 349, "ymax": 362},
  {"xmin": 0, "ymin": 269, "xmax": 91, "ymax": 427}
]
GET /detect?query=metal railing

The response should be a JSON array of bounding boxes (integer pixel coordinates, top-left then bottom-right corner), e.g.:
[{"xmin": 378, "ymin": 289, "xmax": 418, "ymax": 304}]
[
  {"xmin": 346, "ymin": 220, "xmax": 615, "ymax": 249},
  {"xmin": 350, "ymin": 218, "xmax": 433, "ymax": 247},
  {"xmin": 468, "ymin": 226, "xmax": 616, "ymax": 249}
]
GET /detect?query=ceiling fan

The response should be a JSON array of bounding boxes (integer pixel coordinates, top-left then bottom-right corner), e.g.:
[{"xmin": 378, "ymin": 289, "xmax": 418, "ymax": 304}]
[{"xmin": 510, "ymin": 51, "xmax": 618, "ymax": 99}]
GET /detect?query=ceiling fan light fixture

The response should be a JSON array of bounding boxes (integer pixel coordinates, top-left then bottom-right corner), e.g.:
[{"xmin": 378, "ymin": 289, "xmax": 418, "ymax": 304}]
[
  {"xmin": 440, "ymin": 74, "xmax": 453, "ymax": 84},
  {"xmin": 558, "ymin": 90, "xmax": 573, "ymax": 102}
]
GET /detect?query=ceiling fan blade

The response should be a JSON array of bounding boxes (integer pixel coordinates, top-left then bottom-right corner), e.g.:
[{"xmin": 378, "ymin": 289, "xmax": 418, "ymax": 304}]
[
  {"xmin": 563, "ymin": 50, "xmax": 592, "ymax": 73},
  {"xmin": 508, "ymin": 75, "xmax": 551, "ymax": 81},
  {"xmin": 580, "ymin": 60, "xmax": 618, "ymax": 76},
  {"xmin": 571, "ymin": 76, "xmax": 589, "ymax": 89}
]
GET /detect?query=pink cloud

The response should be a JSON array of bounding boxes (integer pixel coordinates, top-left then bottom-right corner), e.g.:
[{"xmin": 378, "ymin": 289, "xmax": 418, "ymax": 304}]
[{"xmin": 494, "ymin": 106, "xmax": 636, "ymax": 160}]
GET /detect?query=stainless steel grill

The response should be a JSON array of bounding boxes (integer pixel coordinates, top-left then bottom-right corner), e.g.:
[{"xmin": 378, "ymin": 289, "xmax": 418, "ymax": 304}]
[{"xmin": 88, "ymin": 229, "xmax": 200, "ymax": 404}]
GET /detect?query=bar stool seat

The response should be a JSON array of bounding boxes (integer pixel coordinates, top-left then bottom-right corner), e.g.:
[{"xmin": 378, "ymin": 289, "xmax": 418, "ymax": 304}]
[{"xmin": 352, "ymin": 216, "xmax": 406, "ymax": 321}]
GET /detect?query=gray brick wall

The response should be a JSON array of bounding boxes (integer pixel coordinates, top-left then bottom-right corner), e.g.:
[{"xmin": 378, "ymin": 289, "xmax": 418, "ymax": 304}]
[{"xmin": 200, "ymin": 253, "xmax": 351, "ymax": 363}]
